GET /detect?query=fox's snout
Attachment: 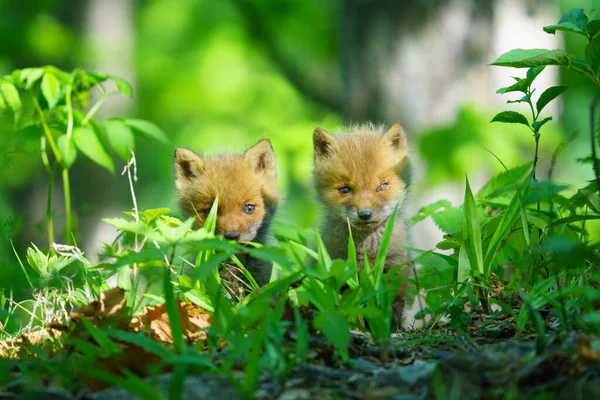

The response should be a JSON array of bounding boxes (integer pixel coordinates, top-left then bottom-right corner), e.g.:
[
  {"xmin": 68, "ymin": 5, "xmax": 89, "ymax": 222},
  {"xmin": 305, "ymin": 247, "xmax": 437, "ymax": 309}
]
[{"xmin": 357, "ymin": 209, "xmax": 374, "ymax": 221}]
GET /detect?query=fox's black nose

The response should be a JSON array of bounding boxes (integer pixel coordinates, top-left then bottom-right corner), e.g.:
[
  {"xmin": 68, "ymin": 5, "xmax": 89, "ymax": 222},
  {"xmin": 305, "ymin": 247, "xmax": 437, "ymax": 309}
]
[
  {"xmin": 358, "ymin": 209, "xmax": 373, "ymax": 221},
  {"xmin": 224, "ymin": 231, "xmax": 241, "ymax": 240}
]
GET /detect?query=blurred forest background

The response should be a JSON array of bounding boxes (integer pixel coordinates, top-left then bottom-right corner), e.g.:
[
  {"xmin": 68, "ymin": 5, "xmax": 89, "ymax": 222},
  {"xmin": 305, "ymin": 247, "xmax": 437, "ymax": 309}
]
[{"xmin": 0, "ymin": 0, "xmax": 596, "ymax": 271}]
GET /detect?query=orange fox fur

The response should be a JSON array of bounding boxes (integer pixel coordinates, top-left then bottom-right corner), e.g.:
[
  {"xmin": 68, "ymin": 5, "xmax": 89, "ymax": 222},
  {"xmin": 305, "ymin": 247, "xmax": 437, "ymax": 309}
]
[
  {"xmin": 173, "ymin": 139, "xmax": 279, "ymax": 286},
  {"xmin": 313, "ymin": 123, "xmax": 412, "ymax": 324}
]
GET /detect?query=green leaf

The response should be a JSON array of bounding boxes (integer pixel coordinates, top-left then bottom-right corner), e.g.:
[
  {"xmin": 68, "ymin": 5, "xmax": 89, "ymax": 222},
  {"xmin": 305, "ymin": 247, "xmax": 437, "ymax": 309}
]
[
  {"xmin": 432, "ymin": 206, "xmax": 464, "ymax": 234},
  {"xmin": 526, "ymin": 66, "xmax": 546, "ymax": 84},
  {"xmin": 586, "ymin": 35, "xmax": 600, "ymax": 76},
  {"xmin": 164, "ymin": 268, "xmax": 185, "ymax": 355},
  {"xmin": 73, "ymin": 126, "xmax": 115, "ymax": 174},
  {"xmin": 116, "ymin": 265, "xmax": 132, "ymax": 290},
  {"xmin": 57, "ymin": 135, "xmax": 77, "ymax": 168},
  {"xmin": 463, "ymin": 178, "xmax": 484, "ymax": 275},
  {"xmin": 109, "ymin": 75, "xmax": 133, "ymax": 98},
  {"xmin": 374, "ymin": 203, "xmax": 399, "ymax": 286},
  {"xmin": 588, "ymin": 18, "xmax": 600, "ymax": 39},
  {"xmin": 533, "ymin": 117, "xmax": 553, "ymax": 132},
  {"xmin": 124, "ymin": 119, "xmax": 169, "ymax": 144},
  {"xmin": 496, "ymin": 78, "xmax": 529, "ymax": 94},
  {"xmin": 41, "ymin": 72, "xmax": 61, "ymax": 109},
  {"xmin": 0, "ymin": 83, "xmax": 21, "ymax": 113},
  {"xmin": 457, "ymin": 245, "xmax": 471, "ymax": 284},
  {"xmin": 193, "ymin": 252, "xmax": 231, "ymax": 281},
  {"xmin": 491, "ymin": 111, "xmax": 530, "ymax": 127},
  {"xmin": 22, "ymin": 68, "xmax": 44, "ymax": 89},
  {"xmin": 104, "ymin": 119, "xmax": 135, "ymax": 161},
  {"xmin": 491, "ymin": 49, "xmax": 573, "ymax": 68},
  {"xmin": 483, "ymin": 192, "xmax": 521, "ymax": 272},
  {"xmin": 478, "ymin": 162, "xmax": 531, "ymax": 199},
  {"xmin": 543, "ymin": 8, "xmax": 588, "ymax": 36},
  {"xmin": 411, "ymin": 199, "xmax": 453, "ymax": 224},
  {"xmin": 314, "ymin": 310, "xmax": 350, "ymax": 362},
  {"xmin": 536, "ymin": 85, "xmax": 568, "ymax": 114}
]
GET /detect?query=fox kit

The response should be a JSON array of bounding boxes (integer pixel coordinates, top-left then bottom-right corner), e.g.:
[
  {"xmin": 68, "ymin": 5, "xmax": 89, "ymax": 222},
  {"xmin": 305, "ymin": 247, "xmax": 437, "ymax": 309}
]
[
  {"xmin": 313, "ymin": 123, "xmax": 412, "ymax": 324},
  {"xmin": 173, "ymin": 139, "xmax": 279, "ymax": 287}
]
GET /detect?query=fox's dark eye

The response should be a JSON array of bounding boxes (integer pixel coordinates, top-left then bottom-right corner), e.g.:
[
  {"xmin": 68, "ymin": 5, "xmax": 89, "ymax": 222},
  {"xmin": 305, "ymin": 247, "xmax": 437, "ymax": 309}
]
[
  {"xmin": 338, "ymin": 186, "xmax": 351, "ymax": 195},
  {"xmin": 203, "ymin": 208, "xmax": 211, "ymax": 215},
  {"xmin": 243, "ymin": 204, "xmax": 256, "ymax": 214}
]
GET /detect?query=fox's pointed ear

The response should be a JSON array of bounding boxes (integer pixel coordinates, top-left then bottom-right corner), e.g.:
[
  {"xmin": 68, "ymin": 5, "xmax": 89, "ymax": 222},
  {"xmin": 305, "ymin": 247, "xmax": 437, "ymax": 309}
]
[
  {"xmin": 245, "ymin": 139, "xmax": 276, "ymax": 173},
  {"xmin": 382, "ymin": 123, "xmax": 407, "ymax": 152},
  {"xmin": 313, "ymin": 127, "xmax": 335, "ymax": 159},
  {"xmin": 174, "ymin": 148, "xmax": 204, "ymax": 191}
]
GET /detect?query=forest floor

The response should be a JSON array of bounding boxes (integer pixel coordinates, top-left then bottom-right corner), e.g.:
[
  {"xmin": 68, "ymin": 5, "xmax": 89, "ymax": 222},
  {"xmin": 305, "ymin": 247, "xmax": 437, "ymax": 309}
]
[{"xmin": 4, "ymin": 303, "xmax": 600, "ymax": 400}]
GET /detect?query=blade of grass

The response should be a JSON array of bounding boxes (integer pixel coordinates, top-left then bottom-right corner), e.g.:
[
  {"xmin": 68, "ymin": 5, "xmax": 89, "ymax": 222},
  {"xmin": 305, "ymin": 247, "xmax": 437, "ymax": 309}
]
[
  {"xmin": 163, "ymin": 267, "xmax": 185, "ymax": 354},
  {"xmin": 463, "ymin": 177, "xmax": 484, "ymax": 275}
]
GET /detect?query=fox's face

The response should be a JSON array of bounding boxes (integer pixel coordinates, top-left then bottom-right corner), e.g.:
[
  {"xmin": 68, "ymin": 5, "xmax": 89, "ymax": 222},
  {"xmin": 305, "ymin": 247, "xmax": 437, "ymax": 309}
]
[
  {"xmin": 313, "ymin": 124, "xmax": 410, "ymax": 230},
  {"xmin": 174, "ymin": 140, "xmax": 279, "ymax": 243}
]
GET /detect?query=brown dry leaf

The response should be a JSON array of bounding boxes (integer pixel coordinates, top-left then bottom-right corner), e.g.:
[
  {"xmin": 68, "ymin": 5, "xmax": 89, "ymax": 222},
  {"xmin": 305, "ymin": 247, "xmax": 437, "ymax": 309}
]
[
  {"xmin": 21, "ymin": 328, "xmax": 62, "ymax": 346},
  {"xmin": 576, "ymin": 335, "xmax": 600, "ymax": 361},
  {"xmin": 71, "ymin": 288, "xmax": 130, "ymax": 330},
  {"xmin": 135, "ymin": 302, "xmax": 212, "ymax": 345},
  {"xmin": 0, "ymin": 339, "xmax": 14, "ymax": 358}
]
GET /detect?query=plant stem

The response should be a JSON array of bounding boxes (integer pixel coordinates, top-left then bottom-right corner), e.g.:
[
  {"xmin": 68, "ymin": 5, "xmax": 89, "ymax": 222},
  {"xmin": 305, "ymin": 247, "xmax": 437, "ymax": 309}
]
[
  {"xmin": 81, "ymin": 95, "xmax": 106, "ymax": 126},
  {"xmin": 533, "ymin": 133, "xmax": 541, "ymax": 213},
  {"xmin": 31, "ymin": 92, "xmax": 62, "ymax": 164},
  {"xmin": 527, "ymin": 88, "xmax": 541, "ymax": 212},
  {"xmin": 40, "ymin": 136, "xmax": 55, "ymax": 250},
  {"xmin": 62, "ymin": 167, "xmax": 73, "ymax": 244},
  {"xmin": 590, "ymin": 90, "xmax": 600, "ymax": 192},
  {"xmin": 47, "ymin": 167, "xmax": 55, "ymax": 248}
]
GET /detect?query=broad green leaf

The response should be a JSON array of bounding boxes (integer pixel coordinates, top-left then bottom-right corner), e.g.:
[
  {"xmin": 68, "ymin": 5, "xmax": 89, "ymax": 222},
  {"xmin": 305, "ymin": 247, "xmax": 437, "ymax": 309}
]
[
  {"xmin": 22, "ymin": 68, "xmax": 44, "ymax": 89},
  {"xmin": 588, "ymin": 19, "xmax": 600, "ymax": 39},
  {"xmin": 496, "ymin": 78, "xmax": 528, "ymax": 94},
  {"xmin": 57, "ymin": 135, "xmax": 77, "ymax": 167},
  {"xmin": 543, "ymin": 8, "xmax": 588, "ymax": 36},
  {"xmin": 478, "ymin": 163, "xmax": 531, "ymax": 199},
  {"xmin": 526, "ymin": 66, "xmax": 545, "ymax": 84},
  {"xmin": 0, "ymin": 92, "xmax": 5, "ymax": 109},
  {"xmin": 536, "ymin": 85, "xmax": 568, "ymax": 114},
  {"xmin": 41, "ymin": 72, "xmax": 61, "ymax": 109},
  {"xmin": 104, "ymin": 119, "xmax": 135, "ymax": 161},
  {"xmin": 571, "ymin": 58, "xmax": 595, "ymax": 76},
  {"xmin": 124, "ymin": 119, "xmax": 169, "ymax": 144},
  {"xmin": 123, "ymin": 207, "xmax": 171, "ymax": 224},
  {"xmin": 586, "ymin": 35, "xmax": 600, "ymax": 76},
  {"xmin": 491, "ymin": 111, "xmax": 530, "ymax": 127},
  {"xmin": 491, "ymin": 49, "xmax": 572, "ymax": 68},
  {"xmin": 73, "ymin": 126, "xmax": 115, "ymax": 174},
  {"xmin": 411, "ymin": 199, "xmax": 452, "ymax": 224},
  {"xmin": 432, "ymin": 205, "xmax": 463, "ymax": 234},
  {"xmin": 0, "ymin": 83, "xmax": 21, "ymax": 113},
  {"xmin": 314, "ymin": 310, "xmax": 350, "ymax": 362},
  {"xmin": 462, "ymin": 178, "xmax": 484, "ymax": 275},
  {"xmin": 109, "ymin": 75, "xmax": 133, "ymax": 97}
]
